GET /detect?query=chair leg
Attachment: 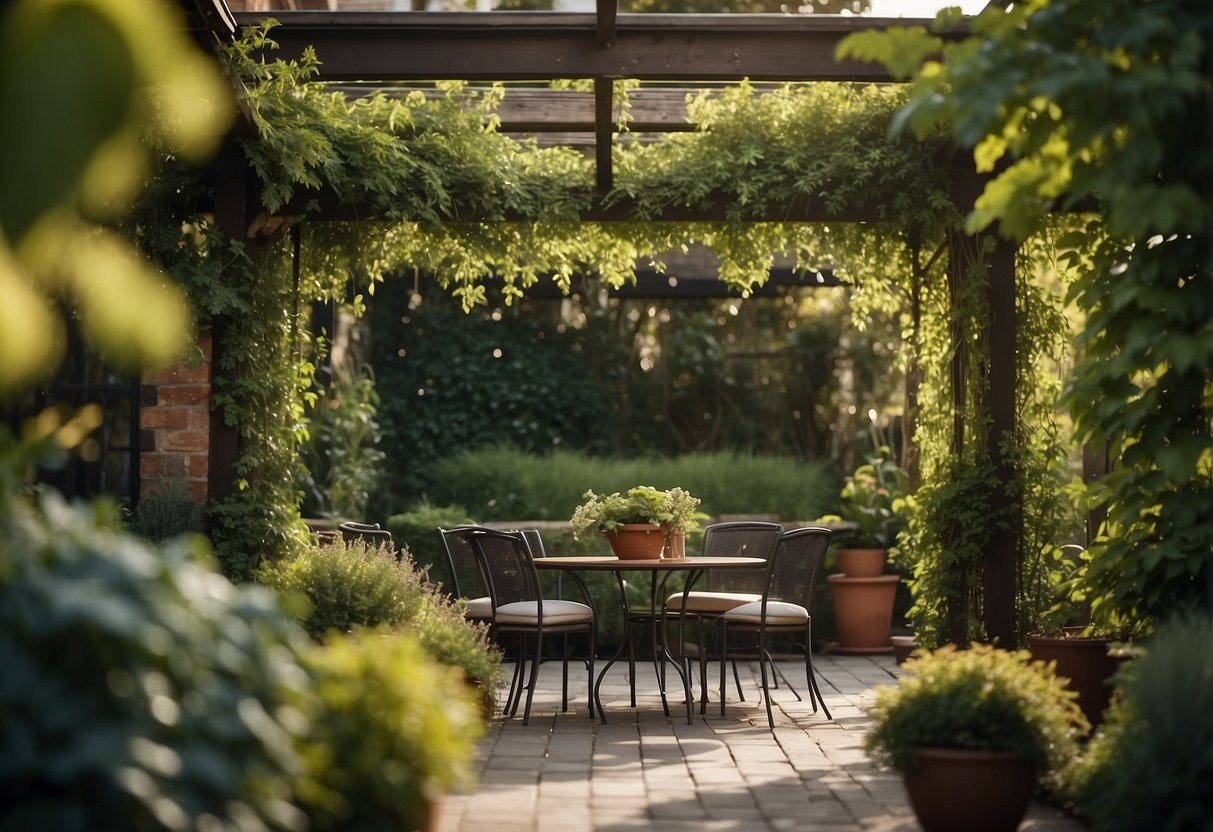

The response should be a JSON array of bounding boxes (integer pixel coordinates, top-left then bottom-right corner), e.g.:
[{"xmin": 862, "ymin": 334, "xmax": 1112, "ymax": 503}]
[
  {"xmin": 561, "ymin": 633, "xmax": 570, "ymax": 712},
  {"xmin": 522, "ymin": 632, "xmax": 542, "ymax": 726},
  {"xmin": 627, "ymin": 627, "xmax": 637, "ymax": 708},
  {"xmin": 805, "ymin": 638, "xmax": 832, "ymax": 721},
  {"xmin": 587, "ymin": 626, "xmax": 597, "ymax": 720},
  {"xmin": 718, "ymin": 622, "xmax": 729, "ymax": 717},
  {"xmin": 506, "ymin": 637, "xmax": 526, "ymax": 717},
  {"xmin": 731, "ymin": 657, "xmax": 746, "ymax": 701},
  {"xmin": 758, "ymin": 632, "xmax": 775, "ymax": 729}
]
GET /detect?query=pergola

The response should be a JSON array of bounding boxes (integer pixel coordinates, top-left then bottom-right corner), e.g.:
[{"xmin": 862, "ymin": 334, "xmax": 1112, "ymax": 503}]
[{"xmin": 182, "ymin": 0, "xmax": 1059, "ymax": 647}]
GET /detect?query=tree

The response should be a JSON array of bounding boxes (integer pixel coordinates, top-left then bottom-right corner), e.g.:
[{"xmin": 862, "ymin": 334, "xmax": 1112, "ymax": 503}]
[{"xmin": 840, "ymin": 0, "xmax": 1213, "ymax": 628}]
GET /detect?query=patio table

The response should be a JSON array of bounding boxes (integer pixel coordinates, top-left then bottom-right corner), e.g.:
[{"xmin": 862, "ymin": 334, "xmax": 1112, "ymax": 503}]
[{"xmin": 534, "ymin": 555, "xmax": 764, "ymax": 724}]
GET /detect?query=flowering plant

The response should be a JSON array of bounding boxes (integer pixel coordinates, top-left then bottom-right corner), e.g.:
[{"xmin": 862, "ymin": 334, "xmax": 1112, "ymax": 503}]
[
  {"xmin": 569, "ymin": 486, "xmax": 702, "ymax": 540},
  {"xmin": 828, "ymin": 447, "xmax": 908, "ymax": 549}
]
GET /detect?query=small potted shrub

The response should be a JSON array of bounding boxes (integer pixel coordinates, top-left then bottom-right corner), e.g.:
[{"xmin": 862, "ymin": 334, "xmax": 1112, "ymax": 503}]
[
  {"xmin": 569, "ymin": 486, "xmax": 701, "ymax": 559},
  {"xmin": 866, "ymin": 643, "xmax": 1088, "ymax": 832}
]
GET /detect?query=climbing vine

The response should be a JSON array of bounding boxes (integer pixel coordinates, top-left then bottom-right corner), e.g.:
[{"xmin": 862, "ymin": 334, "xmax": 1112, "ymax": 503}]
[
  {"xmin": 841, "ymin": 0, "xmax": 1213, "ymax": 632},
  {"xmin": 136, "ymin": 19, "xmax": 1083, "ymax": 601}
]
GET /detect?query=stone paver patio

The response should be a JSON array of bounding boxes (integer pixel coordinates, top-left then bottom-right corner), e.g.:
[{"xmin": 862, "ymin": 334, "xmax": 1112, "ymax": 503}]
[{"xmin": 439, "ymin": 654, "xmax": 1087, "ymax": 832}]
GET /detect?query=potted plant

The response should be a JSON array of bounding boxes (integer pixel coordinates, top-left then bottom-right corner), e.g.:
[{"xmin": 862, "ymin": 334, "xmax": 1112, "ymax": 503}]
[
  {"xmin": 826, "ymin": 447, "xmax": 909, "ymax": 576},
  {"xmin": 570, "ymin": 486, "xmax": 701, "ymax": 559},
  {"xmin": 1026, "ymin": 544, "xmax": 1135, "ymax": 730},
  {"xmin": 821, "ymin": 449, "xmax": 907, "ymax": 652},
  {"xmin": 866, "ymin": 643, "xmax": 1088, "ymax": 832}
]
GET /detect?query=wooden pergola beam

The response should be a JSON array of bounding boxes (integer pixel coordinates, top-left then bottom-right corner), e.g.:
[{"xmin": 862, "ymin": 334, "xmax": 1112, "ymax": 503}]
[{"xmin": 230, "ymin": 11, "xmax": 948, "ymax": 83}]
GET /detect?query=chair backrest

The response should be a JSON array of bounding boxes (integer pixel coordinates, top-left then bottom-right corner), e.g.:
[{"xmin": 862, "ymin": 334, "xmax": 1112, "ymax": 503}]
[
  {"xmin": 438, "ymin": 525, "xmax": 496, "ymax": 600},
  {"xmin": 702, "ymin": 521, "xmax": 784, "ymax": 592},
  {"xmin": 765, "ymin": 526, "xmax": 833, "ymax": 609},
  {"xmin": 338, "ymin": 521, "xmax": 394, "ymax": 547},
  {"xmin": 465, "ymin": 528, "xmax": 543, "ymax": 611},
  {"xmin": 519, "ymin": 528, "xmax": 547, "ymax": 559}
]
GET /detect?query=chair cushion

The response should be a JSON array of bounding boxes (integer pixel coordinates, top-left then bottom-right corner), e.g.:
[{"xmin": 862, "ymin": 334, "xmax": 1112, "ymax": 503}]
[
  {"xmin": 494, "ymin": 599, "xmax": 593, "ymax": 626},
  {"xmin": 665, "ymin": 591, "xmax": 761, "ymax": 614},
  {"xmin": 721, "ymin": 600, "xmax": 809, "ymax": 626},
  {"xmin": 463, "ymin": 596, "xmax": 493, "ymax": 620}
]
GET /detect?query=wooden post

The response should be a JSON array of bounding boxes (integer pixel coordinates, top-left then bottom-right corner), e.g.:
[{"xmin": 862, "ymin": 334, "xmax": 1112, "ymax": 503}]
[
  {"xmin": 207, "ymin": 139, "xmax": 250, "ymax": 505},
  {"xmin": 985, "ymin": 235, "xmax": 1018, "ymax": 647}
]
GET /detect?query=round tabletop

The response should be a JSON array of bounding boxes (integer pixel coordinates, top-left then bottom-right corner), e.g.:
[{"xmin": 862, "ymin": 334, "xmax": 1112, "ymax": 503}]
[{"xmin": 534, "ymin": 556, "xmax": 764, "ymax": 571}]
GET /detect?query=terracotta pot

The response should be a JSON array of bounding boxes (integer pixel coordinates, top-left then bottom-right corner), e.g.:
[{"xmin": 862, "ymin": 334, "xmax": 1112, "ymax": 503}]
[
  {"xmin": 835, "ymin": 547, "xmax": 887, "ymax": 578},
  {"xmin": 605, "ymin": 524, "xmax": 666, "ymax": 559},
  {"xmin": 890, "ymin": 634, "xmax": 917, "ymax": 665},
  {"xmin": 421, "ymin": 794, "xmax": 445, "ymax": 832},
  {"xmin": 902, "ymin": 748, "xmax": 1036, "ymax": 832},
  {"xmin": 1027, "ymin": 629, "xmax": 1120, "ymax": 729},
  {"xmin": 827, "ymin": 573, "xmax": 899, "ymax": 653}
]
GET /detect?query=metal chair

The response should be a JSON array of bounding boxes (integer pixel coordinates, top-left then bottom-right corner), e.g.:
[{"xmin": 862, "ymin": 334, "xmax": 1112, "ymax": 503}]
[
  {"xmin": 718, "ymin": 526, "xmax": 833, "ymax": 729},
  {"xmin": 438, "ymin": 525, "xmax": 497, "ymax": 623},
  {"xmin": 464, "ymin": 528, "xmax": 596, "ymax": 725},
  {"xmin": 337, "ymin": 521, "xmax": 395, "ymax": 556},
  {"xmin": 664, "ymin": 521, "xmax": 784, "ymax": 708}
]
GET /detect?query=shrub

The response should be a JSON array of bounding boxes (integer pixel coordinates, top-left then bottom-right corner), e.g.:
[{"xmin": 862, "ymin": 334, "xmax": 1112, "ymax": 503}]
[
  {"xmin": 0, "ymin": 486, "xmax": 311, "ymax": 832},
  {"xmin": 385, "ymin": 500, "xmax": 476, "ymax": 589},
  {"xmin": 257, "ymin": 538, "xmax": 504, "ymax": 701},
  {"xmin": 258, "ymin": 539, "xmax": 426, "ymax": 638},
  {"xmin": 426, "ymin": 447, "xmax": 837, "ymax": 523},
  {"xmin": 296, "ymin": 629, "xmax": 483, "ymax": 832},
  {"xmin": 128, "ymin": 477, "xmax": 204, "ymax": 541},
  {"xmin": 1067, "ymin": 615, "xmax": 1213, "ymax": 831},
  {"xmin": 866, "ymin": 644, "xmax": 1087, "ymax": 790}
]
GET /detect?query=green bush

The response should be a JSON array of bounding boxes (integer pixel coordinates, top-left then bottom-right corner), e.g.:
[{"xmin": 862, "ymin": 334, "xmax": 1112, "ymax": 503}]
[
  {"xmin": 425, "ymin": 447, "xmax": 838, "ymax": 523},
  {"xmin": 258, "ymin": 539, "xmax": 426, "ymax": 638},
  {"xmin": 1067, "ymin": 615, "xmax": 1213, "ymax": 831},
  {"xmin": 128, "ymin": 477, "xmax": 204, "ymax": 542},
  {"xmin": 384, "ymin": 500, "xmax": 476, "ymax": 589},
  {"xmin": 0, "ymin": 486, "xmax": 312, "ymax": 832},
  {"xmin": 866, "ymin": 644, "xmax": 1087, "ymax": 791},
  {"xmin": 296, "ymin": 629, "xmax": 483, "ymax": 832},
  {"xmin": 257, "ymin": 538, "xmax": 504, "ymax": 701}
]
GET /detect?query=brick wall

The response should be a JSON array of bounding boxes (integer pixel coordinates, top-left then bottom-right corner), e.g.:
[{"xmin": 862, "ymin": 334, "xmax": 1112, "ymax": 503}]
[{"xmin": 139, "ymin": 332, "xmax": 212, "ymax": 503}]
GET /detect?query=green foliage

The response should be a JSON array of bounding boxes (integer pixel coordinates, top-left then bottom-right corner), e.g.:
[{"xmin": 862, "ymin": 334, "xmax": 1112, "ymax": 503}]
[
  {"xmin": 825, "ymin": 445, "xmax": 908, "ymax": 549},
  {"xmin": 425, "ymin": 446, "xmax": 838, "ymax": 524},
  {"xmin": 613, "ymin": 82, "xmax": 951, "ymax": 231},
  {"xmin": 0, "ymin": 477, "xmax": 313, "ymax": 832},
  {"xmin": 0, "ymin": 0, "xmax": 229, "ymax": 392},
  {"xmin": 258, "ymin": 539, "xmax": 423, "ymax": 638},
  {"xmin": 368, "ymin": 282, "xmax": 613, "ymax": 504},
  {"xmin": 1067, "ymin": 615, "xmax": 1213, "ymax": 832},
  {"xmin": 367, "ymin": 278, "xmax": 883, "ymax": 509},
  {"xmin": 866, "ymin": 644, "xmax": 1088, "ymax": 788},
  {"xmin": 202, "ymin": 245, "xmax": 317, "ymax": 580},
  {"xmin": 902, "ymin": 457, "xmax": 1005, "ymax": 647},
  {"xmin": 257, "ymin": 538, "xmax": 503, "ymax": 696},
  {"xmin": 298, "ymin": 358, "xmax": 385, "ymax": 520},
  {"xmin": 842, "ymin": 0, "xmax": 1213, "ymax": 630},
  {"xmin": 295, "ymin": 629, "xmax": 483, "ymax": 832},
  {"xmin": 569, "ymin": 485, "xmax": 702, "ymax": 538},
  {"xmin": 128, "ymin": 478, "xmax": 204, "ymax": 542},
  {"xmin": 384, "ymin": 500, "xmax": 476, "ymax": 588}
]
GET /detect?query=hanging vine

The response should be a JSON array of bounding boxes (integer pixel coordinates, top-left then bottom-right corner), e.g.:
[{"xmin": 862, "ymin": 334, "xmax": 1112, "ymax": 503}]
[{"xmin": 135, "ymin": 19, "xmax": 1083, "ymax": 614}]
